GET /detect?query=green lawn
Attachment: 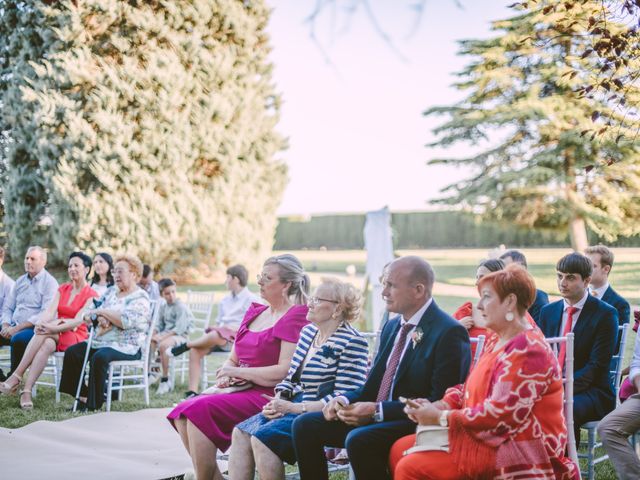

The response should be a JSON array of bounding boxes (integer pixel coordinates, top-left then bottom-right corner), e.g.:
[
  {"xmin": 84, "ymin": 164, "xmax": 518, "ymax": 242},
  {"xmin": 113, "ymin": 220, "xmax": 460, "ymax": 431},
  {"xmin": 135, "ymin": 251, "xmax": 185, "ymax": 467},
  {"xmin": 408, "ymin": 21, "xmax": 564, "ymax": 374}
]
[{"xmin": 2, "ymin": 248, "xmax": 639, "ymax": 479}]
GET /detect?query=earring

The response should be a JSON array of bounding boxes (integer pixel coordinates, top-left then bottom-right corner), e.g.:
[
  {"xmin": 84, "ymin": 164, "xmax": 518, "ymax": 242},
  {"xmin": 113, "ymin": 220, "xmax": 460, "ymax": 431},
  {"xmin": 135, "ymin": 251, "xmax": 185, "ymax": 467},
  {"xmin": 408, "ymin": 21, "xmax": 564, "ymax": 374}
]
[{"xmin": 505, "ymin": 311, "xmax": 514, "ymax": 322}]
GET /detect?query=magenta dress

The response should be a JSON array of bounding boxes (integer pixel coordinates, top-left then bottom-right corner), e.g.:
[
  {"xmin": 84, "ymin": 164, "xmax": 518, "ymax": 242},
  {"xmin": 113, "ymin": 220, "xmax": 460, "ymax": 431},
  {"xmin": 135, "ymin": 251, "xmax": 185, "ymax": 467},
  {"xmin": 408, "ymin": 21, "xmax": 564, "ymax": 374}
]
[{"xmin": 167, "ymin": 302, "xmax": 309, "ymax": 451}]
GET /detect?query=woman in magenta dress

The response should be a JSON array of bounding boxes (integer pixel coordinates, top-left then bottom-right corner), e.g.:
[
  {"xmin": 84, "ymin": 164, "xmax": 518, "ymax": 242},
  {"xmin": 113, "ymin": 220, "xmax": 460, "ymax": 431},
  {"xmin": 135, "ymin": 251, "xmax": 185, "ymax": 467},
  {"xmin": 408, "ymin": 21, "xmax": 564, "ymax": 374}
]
[
  {"xmin": 168, "ymin": 254, "xmax": 310, "ymax": 480},
  {"xmin": 0, "ymin": 251, "xmax": 98, "ymax": 409}
]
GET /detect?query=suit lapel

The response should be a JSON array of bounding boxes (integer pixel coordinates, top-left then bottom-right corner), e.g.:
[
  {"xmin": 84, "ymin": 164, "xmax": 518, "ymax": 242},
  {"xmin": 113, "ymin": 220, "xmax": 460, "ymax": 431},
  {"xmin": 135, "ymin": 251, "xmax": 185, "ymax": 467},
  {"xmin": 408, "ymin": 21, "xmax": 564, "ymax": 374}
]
[
  {"xmin": 573, "ymin": 295, "xmax": 596, "ymax": 340},
  {"xmin": 551, "ymin": 301, "xmax": 564, "ymax": 337},
  {"xmin": 394, "ymin": 302, "xmax": 438, "ymax": 384}
]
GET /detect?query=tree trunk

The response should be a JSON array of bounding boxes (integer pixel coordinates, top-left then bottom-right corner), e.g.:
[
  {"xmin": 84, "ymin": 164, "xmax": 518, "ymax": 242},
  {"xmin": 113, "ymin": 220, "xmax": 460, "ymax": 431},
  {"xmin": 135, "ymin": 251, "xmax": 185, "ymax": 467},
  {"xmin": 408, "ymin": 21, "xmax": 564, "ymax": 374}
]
[{"xmin": 569, "ymin": 216, "xmax": 588, "ymax": 252}]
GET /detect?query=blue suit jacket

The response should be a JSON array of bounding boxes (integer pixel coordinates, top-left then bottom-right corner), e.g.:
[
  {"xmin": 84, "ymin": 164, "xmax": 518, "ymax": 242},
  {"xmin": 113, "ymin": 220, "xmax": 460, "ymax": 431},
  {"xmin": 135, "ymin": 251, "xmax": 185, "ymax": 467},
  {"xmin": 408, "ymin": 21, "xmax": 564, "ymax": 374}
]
[
  {"xmin": 344, "ymin": 300, "xmax": 471, "ymax": 421},
  {"xmin": 538, "ymin": 295, "xmax": 618, "ymax": 403},
  {"xmin": 601, "ymin": 285, "xmax": 630, "ymax": 327},
  {"xmin": 528, "ymin": 289, "xmax": 549, "ymax": 325}
]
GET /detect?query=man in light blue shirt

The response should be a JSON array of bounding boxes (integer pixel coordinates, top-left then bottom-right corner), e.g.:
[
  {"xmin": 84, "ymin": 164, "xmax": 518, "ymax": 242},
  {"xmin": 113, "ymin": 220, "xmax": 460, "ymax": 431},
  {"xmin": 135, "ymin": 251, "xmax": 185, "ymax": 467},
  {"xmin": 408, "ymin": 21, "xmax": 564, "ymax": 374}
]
[{"xmin": 0, "ymin": 246, "xmax": 58, "ymax": 376}]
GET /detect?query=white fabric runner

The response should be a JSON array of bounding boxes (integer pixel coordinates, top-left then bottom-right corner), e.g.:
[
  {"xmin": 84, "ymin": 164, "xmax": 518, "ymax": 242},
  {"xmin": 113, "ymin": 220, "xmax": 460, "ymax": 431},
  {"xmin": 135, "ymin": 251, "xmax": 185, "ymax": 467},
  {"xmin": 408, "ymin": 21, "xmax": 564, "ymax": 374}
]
[{"xmin": 0, "ymin": 408, "xmax": 192, "ymax": 479}]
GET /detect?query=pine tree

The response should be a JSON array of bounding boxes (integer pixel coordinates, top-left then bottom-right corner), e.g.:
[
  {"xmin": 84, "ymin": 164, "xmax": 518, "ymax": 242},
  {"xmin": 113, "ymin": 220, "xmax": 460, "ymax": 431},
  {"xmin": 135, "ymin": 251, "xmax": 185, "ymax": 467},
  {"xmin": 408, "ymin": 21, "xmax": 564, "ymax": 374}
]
[
  {"xmin": 0, "ymin": 0, "xmax": 286, "ymax": 270},
  {"xmin": 425, "ymin": 4, "xmax": 640, "ymax": 251}
]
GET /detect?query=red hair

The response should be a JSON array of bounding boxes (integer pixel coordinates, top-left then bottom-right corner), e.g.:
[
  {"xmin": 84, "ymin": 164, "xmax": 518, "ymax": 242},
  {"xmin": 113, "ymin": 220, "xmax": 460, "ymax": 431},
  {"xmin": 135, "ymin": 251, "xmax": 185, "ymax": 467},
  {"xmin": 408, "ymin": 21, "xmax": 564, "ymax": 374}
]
[{"xmin": 477, "ymin": 264, "xmax": 536, "ymax": 314}]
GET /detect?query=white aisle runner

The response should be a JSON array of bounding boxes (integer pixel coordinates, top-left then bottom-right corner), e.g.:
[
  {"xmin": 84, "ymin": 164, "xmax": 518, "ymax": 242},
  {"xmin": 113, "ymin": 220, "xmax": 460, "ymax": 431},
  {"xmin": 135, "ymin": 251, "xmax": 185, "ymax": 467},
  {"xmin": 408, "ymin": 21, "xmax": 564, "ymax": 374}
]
[{"xmin": 0, "ymin": 408, "xmax": 192, "ymax": 479}]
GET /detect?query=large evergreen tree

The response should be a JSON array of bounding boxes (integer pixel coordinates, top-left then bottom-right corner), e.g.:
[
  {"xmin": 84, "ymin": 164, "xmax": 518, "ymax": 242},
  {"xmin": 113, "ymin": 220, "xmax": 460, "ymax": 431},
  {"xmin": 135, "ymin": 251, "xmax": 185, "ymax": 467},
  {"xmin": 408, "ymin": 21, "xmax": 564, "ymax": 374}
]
[
  {"xmin": 0, "ymin": 0, "xmax": 286, "ymax": 270},
  {"xmin": 426, "ymin": 5, "xmax": 640, "ymax": 251}
]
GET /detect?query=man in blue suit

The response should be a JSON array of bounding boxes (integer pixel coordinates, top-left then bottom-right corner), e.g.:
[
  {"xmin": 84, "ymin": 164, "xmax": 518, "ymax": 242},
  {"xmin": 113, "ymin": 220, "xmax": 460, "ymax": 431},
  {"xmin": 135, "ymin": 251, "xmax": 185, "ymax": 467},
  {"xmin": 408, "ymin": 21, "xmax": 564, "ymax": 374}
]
[
  {"xmin": 292, "ymin": 256, "xmax": 471, "ymax": 480},
  {"xmin": 585, "ymin": 245, "xmax": 630, "ymax": 329},
  {"xmin": 538, "ymin": 252, "xmax": 618, "ymax": 440},
  {"xmin": 499, "ymin": 249, "xmax": 549, "ymax": 324}
]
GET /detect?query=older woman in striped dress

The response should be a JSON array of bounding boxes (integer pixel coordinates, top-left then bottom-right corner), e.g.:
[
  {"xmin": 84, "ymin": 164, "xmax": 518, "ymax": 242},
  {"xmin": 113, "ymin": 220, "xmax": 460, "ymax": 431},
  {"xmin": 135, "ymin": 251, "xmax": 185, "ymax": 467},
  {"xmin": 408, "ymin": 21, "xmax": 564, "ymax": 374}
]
[{"xmin": 228, "ymin": 277, "xmax": 369, "ymax": 480}]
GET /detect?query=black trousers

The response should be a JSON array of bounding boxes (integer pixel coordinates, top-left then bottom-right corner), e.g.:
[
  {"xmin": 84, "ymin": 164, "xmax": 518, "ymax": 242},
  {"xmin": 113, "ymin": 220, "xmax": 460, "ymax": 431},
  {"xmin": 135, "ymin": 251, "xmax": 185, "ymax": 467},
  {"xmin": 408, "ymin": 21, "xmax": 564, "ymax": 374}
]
[
  {"xmin": 292, "ymin": 411, "xmax": 415, "ymax": 480},
  {"xmin": 59, "ymin": 341, "xmax": 140, "ymax": 411}
]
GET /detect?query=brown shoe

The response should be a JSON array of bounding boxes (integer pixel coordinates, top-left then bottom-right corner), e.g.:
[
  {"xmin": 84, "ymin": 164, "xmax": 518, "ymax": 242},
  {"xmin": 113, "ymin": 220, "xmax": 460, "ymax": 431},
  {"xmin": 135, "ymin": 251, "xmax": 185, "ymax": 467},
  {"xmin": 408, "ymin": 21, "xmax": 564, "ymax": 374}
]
[
  {"xmin": 19, "ymin": 390, "xmax": 33, "ymax": 410},
  {"xmin": 0, "ymin": 373, "xmax": 21, "ymax": 395}
]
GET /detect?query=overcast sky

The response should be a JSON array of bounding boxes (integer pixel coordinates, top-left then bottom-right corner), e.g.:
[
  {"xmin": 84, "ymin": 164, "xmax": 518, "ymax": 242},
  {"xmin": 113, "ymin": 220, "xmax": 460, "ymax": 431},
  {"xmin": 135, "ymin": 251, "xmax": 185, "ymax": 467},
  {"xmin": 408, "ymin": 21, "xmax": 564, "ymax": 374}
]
[{"xmin": 267, "ymin": 0, "xmax": 513, "ymax": 216}]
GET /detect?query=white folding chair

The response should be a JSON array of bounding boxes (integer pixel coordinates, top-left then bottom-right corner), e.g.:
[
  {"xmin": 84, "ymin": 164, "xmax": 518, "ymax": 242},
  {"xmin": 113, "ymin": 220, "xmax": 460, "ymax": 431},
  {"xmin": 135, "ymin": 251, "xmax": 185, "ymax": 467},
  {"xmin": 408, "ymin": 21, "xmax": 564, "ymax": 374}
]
[
  {"xmin": 578, "ymin": 323, "xmax": 629, "ymax": 480},
  {"xmin": 0, "ymin": 345, "xmax": 11, "ymax": 376},
  {"xmin": 169, "ymin": 290, "xmax": 216, "ymax": 387},
  {"xmin": 34, "ymin": 351, "xmax": 65, "ymax": 402},
  {"xmin": 105, "ymin": 300, "xmax": 160, "ymax": 411},
  {"xmin": 470, "ymin": 334, "xmax": 486, "ymax": 369},
  {"xmin": 547, "ymin": 332, "xmax": 581, "ymax": 476}
]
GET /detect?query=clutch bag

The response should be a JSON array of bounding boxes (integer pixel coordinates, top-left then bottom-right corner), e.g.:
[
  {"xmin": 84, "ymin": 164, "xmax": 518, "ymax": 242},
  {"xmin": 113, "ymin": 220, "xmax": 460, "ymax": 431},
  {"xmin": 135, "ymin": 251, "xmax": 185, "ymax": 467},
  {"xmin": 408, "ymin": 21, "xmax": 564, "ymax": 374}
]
[{"xmin": 403, "ymin": 425, "xmax": 449, "ymax": 455}]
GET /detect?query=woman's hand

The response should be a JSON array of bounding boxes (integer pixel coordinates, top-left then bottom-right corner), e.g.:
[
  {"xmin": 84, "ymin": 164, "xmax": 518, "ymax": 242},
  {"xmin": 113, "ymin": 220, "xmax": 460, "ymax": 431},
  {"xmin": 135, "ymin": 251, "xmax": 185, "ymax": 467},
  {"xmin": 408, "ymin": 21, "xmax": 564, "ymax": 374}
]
[
  {"xmin": 217, "ymin": 364, "xmax": 241, "ymax": 379},
  {"xmin": 35, "ymin": 322, "xmax": 59, "ymax": 335},
  {"xmin": 459, "ymin": 316, "xmax": 474, "ymax": 330},
  {"xmin": 261, "ymin": 394, "xmax": 293, "ymax": 419},
  {"xmin": 404, "ymin": 400, "xmax": 442, "ymax": 425}
]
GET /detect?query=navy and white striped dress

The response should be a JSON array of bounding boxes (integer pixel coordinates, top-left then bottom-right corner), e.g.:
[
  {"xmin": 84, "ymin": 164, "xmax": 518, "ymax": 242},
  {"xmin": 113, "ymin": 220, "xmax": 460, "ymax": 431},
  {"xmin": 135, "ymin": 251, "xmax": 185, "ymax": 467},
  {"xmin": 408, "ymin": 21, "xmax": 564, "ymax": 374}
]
[{"xmin": 236, "ymin": 322, "xmax": 369, "ymax": 464}]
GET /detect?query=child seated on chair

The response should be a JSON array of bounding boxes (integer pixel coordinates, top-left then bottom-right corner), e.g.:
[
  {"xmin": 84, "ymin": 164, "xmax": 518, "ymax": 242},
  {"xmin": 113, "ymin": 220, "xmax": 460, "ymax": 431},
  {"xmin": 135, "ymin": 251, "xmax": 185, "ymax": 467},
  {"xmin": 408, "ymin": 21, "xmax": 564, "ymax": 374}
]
[{"xmin": 153, "ymin": 278, "xmax": 194, "ymax": 394}]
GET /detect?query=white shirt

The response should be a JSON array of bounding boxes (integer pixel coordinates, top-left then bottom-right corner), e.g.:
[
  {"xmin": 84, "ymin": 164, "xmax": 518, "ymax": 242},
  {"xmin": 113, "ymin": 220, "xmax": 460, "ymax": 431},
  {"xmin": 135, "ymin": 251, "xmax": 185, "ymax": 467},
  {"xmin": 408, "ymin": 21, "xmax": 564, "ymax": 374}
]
[
  {"xmin": 589, "ymin": 282, "xmax": 609, "ymax": 299},
  {"xmin": 559, "ymin": 290, "xmax": 589, "ymax": 334},
  {"xmin": 216, "ymin": 287, "xmax": 261, "ymax": 328},
  {"xmin": 385, "ymin": 298, "xmax": 432, "ymax": 370}
]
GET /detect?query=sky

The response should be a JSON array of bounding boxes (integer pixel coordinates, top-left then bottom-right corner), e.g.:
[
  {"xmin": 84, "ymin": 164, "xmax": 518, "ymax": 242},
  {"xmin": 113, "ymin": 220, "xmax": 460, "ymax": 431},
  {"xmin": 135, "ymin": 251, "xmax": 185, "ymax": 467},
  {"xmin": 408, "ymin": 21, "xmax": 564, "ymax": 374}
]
[{"xmin": 267, "ymin": 0, "xmax": 513, "ymax": 216}]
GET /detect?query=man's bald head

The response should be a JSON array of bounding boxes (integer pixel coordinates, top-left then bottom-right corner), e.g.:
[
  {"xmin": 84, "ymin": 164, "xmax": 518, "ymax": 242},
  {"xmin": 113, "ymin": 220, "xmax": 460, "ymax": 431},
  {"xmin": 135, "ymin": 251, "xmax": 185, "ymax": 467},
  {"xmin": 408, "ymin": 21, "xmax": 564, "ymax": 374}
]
[{"xmin": 391, "ymin": 256, "xmax": 435, "ymax": 296}]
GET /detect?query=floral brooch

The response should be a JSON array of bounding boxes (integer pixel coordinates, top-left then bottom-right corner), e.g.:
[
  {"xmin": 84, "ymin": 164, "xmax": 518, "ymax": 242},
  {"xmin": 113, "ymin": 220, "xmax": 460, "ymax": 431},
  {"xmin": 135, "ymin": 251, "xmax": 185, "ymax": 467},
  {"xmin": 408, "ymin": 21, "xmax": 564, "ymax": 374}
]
[
  {"xmin": 411, "ymin": 327, "xmax": 424, "ymax": 349},
  {"xmin": 319, "ymin": 344, "xmax": 338, "ymax": 364}
]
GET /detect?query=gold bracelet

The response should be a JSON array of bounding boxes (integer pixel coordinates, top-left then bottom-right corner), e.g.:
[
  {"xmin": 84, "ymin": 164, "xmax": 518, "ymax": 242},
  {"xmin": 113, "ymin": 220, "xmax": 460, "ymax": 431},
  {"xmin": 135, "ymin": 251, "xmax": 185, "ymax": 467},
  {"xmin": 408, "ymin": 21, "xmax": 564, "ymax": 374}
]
[{"xmin": 301, "ymin": 401, "xmax": 307, "ymax": 413}]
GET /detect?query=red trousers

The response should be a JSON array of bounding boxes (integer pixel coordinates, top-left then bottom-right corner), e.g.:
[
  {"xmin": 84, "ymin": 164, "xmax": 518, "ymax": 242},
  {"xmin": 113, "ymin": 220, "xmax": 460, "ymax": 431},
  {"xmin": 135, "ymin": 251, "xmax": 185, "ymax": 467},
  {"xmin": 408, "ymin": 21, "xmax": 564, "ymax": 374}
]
[{"xmin": 389, "ymin": 434, "xmax": 463, "ymax": 480}]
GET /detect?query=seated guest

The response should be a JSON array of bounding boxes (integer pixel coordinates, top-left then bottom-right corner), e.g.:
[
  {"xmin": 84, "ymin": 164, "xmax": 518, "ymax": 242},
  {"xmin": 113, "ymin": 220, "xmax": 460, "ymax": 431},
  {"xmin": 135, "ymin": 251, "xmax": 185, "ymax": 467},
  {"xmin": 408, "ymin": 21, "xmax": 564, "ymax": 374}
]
[
  {"xmin": 538, "ymin": 252, "xmax": 618, "ymax": 441},
  {"xmin": 389, "ymin": 265, "xmax": 578, "ymax": 479},
  {"xmin": 292, "ymin": 256, "xmax": 471, "ymax": 480},
  {"xmin": 139, "ymin": 264, "xmax": 160, "ymax": 301},
  {"xmin": 167, "ymin": 254, "xmax": 309, "ymax": 480},
  {"xmin": 0, "ymin": 246, "xmax": 15, "ymax": 381},
  {"xmin": 0, "ymin": 246, "xmax": 58, "ymax": 376},
  {"xmin": 499, "ymin": 249, "xmax": 549, "ymax": 324},
  {"xmin": 0, "ymin": 252, "xmax": 98, "ymax": 409},
  {"xmin": 585, "ymin": 244, "xmax": 630, "ymax": 352},
  {"xmin": 58, "ymin": 254, "xmax": 151, "ymax": 411},
  {"xmin": 452, "ymin": 258, "xmax": 504, "ymax": 357},
  {"xmin": 153, "ymin": 278, "xmax": 195, "ymax": 395},
  {"xmin": 90, "ymin": 252, "xmax": 114, "ymax": 297},
  {"xmin": 597, "ymin": 325, "xmax": 640, "ymax": 479},
  {"xmin": 170, "ymin": 264, "xmax": 260, "ymax": 398},
  {"xmin": 228, "ymin": 278, "xmax": 369, "ymax": 480}
]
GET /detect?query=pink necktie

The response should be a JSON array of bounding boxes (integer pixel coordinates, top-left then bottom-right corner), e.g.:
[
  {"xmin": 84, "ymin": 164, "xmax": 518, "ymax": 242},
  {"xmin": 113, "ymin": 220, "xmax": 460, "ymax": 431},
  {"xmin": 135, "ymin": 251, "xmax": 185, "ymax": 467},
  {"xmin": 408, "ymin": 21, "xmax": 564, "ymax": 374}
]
[{"xmin": 376, "ymin": 323, "xmax": 414, "ymax": 402}]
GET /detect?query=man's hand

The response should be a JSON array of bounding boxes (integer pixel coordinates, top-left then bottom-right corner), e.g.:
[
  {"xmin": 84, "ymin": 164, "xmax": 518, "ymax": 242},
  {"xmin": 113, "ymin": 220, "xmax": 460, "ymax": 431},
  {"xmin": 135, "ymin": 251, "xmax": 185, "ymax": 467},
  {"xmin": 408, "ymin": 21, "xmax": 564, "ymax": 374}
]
[
  {"xmin": 0, "ymin": 324, "xmax": 14, "ymax": 339},
  {"xmin": 336, "ymin": 401, "xmax": 376, "ymax": 426},
  {"xmin": 322, "ymin": 397, "xmax": 347, "ymax": 421}
]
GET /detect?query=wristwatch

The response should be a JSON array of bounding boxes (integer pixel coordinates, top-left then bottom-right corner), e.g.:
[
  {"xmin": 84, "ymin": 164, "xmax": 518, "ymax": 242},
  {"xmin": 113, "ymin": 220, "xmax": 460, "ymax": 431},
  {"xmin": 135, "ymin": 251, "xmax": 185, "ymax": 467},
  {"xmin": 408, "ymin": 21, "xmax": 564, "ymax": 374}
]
[
  {"xmin": 439, "ymin": 410, "xmax": 449, "ymax": 427},
  {"xmin": 301, "ymin": 401, "xmax": 307, "ymax": 413},
  {"xmin": 372, "ymin": 402, "xmax": 383, "ymax": 423}
]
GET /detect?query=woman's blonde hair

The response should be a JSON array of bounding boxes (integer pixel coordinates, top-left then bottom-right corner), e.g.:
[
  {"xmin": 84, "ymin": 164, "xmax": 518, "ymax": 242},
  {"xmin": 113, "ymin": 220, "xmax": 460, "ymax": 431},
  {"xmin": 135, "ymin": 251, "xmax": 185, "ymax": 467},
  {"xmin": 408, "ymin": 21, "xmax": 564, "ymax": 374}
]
[
  {"xmin": 114, "ymin": 254, "xmax": 144, "ymax": 278},
  {"xmin": 319, "ymin": 277, "xmax": 362, "ymax": 323},
  {"xmin": 264, "ymin": 254, "xmax": 310, "ymax": 305}
]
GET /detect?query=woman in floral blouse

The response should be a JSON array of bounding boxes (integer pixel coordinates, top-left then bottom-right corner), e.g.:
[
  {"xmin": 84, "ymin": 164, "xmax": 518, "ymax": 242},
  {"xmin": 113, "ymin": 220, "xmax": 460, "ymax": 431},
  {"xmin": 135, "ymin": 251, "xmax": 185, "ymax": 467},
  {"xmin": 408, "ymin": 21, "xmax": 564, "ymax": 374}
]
[
  {"xmin": 389, "ymin": 265, "xmax": 578, "ymax": 480},
  {"xmin": 58, "ymin": 254, "xmax": 151, "ymax": 411}
]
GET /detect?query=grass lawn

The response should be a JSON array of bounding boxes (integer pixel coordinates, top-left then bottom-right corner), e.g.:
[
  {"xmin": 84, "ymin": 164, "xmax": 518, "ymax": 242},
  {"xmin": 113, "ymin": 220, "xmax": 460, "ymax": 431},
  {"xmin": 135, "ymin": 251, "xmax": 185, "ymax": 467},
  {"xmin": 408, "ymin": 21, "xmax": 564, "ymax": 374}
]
[{"xmin": 1, "ymin": 248, "xmax": 638, "ymax": 479}]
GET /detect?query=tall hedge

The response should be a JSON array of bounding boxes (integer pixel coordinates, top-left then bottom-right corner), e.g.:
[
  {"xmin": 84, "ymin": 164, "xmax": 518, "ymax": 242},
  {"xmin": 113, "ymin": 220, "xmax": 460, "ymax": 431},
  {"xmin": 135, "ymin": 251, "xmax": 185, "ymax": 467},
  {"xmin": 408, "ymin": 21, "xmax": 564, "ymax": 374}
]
[{"xmin": 0, "ymin": 0, "xmax": 286, "ymax": 269}]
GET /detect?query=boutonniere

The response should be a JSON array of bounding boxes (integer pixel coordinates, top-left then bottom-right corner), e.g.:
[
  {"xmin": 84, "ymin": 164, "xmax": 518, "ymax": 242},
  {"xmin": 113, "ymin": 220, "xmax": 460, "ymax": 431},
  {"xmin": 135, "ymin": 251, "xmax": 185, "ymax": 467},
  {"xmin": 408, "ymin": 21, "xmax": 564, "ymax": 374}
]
[
  {"xmin": 411, "ymin": 327, "xmax": 424, "ymax": 349},
  {"xmin": 319, "ymin": 344, "xmax": 338, "ymax": 364}
]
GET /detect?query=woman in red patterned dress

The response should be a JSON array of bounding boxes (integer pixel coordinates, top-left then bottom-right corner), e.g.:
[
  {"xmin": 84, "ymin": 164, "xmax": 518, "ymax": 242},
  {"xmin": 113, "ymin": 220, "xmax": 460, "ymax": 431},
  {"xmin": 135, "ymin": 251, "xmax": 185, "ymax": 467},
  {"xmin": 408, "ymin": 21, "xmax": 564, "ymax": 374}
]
[
  {"xmin": 389, "ymin": 265, "xmax": 578, "ymax": 480},
  {"xmin": 0, "ymin": 252, "xmax": 98, "ymax": 409}
]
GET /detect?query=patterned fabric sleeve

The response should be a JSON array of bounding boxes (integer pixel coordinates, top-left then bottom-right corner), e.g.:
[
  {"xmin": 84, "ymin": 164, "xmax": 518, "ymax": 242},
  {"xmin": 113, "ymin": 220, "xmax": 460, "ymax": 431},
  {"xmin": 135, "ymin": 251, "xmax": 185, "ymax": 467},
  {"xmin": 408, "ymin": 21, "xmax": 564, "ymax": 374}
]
[
  {"xmin": 449, "ymin": 334, "xmax": 554, "ymax": 445},
  {"xmin": 275, "ymin": 324, "xmax": 315, "ymax": 395},
  {"xmin": 321, "ymin": 333, "xmax": 369, "ymax": 403},
  {"xmin": 441, "ymin": 384, "xmax": 465, "ymax": 409},
  {"xmin": 120, "ymin": 290, "xmax": 151, "ymax": 332}
]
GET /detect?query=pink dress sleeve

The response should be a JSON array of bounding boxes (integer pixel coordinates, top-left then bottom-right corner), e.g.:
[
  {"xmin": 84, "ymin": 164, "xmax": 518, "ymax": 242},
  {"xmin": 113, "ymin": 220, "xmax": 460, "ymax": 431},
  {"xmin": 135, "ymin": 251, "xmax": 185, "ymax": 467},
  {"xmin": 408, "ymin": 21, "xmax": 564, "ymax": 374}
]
[{"xmin": 272, "ymin": 304, "xmax": 309, "ymax": 343}]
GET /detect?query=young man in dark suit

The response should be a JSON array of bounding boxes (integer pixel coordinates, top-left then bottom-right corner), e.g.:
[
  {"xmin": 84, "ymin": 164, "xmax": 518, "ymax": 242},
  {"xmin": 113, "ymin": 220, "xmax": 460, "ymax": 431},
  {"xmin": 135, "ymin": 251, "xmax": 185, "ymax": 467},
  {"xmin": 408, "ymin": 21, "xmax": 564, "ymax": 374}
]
[
  {"xmin": 499, "ymin": 249, "xmax": 549, "ymax": 324},
  {"xmin": 584, "ymin": 245, "xmax": 630, "ymax": 328},
  {"xmin": 538, "ymin": 252, "xmax": 618, "ymax": 441},
  {"xmin": 292, "ymin": 256, "xmax": 471, "ymax": 480}
]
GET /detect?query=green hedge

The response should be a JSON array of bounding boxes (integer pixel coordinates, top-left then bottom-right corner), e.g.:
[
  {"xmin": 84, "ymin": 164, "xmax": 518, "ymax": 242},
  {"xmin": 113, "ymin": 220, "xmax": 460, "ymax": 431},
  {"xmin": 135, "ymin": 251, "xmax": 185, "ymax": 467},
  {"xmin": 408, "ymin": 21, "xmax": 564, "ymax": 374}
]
[{"xmin": 274, "ymin": 211, "xmax": 640, "ymax": 249}]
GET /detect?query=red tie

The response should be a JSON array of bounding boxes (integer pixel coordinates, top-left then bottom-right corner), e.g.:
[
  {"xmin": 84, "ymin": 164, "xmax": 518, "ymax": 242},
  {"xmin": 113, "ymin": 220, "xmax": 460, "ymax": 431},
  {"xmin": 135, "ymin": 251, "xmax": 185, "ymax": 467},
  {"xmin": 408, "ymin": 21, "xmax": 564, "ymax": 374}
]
[
  {"xmin": 558, "ymin": 306, "xmax": 578, "ymax": 368},
  {"xmin": 376, "ymin": 323, "xmax": 414, "ymax": 402}
]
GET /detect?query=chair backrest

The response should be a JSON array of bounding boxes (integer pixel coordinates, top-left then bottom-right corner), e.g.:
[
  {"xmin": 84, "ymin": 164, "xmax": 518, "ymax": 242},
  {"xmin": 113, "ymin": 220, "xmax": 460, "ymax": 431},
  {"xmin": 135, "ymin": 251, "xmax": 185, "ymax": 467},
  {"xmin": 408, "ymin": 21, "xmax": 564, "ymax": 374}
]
[
  {"xmin": 611, "ymin": 323, "xmax": 629, "ymax": 404},
  {"xmin": 141, "ymin": 300, "xmax": 161, "ymax": 365},
  {"xmin": 470, "ymin": 335, "xmax": 486, "ymax": 368},
  {"xmin": 547, "ymin": 333, "xmax": 579, "ymax": 472},
  {"xmin": 185, "ymin": 290, "xmax": 216, "ymax": 333}
]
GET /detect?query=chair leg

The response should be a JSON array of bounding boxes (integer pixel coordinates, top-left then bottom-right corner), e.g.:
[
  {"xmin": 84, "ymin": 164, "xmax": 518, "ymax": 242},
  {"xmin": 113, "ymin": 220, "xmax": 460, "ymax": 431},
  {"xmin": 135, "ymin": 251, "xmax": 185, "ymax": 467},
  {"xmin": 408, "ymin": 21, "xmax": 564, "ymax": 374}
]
[
  {"xmin": 587, "ymin": 426, "xmax": 596, "ymax": 480},
  {"xmin": 118, "ymin": 366, "xmax": 124, "ymax": 401},
  {"xmin": 201, "ymin": 356, "xmax": 207, "ymax": 392},
  {"xmin": 106, "ymin": 365, "xmax": 114, "ymax": 412}
]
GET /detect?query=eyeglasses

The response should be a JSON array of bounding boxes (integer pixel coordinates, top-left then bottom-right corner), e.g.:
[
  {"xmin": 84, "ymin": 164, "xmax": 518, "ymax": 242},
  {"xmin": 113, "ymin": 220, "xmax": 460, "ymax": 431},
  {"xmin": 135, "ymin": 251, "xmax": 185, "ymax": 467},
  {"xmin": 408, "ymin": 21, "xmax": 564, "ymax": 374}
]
[
  {"xmin": 308, "ymin": 297, "xmax": 339, "ymax": 306},
  {"xmin": 256, "ymin": 273, "xmax": 275, "ymax": 283}
]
